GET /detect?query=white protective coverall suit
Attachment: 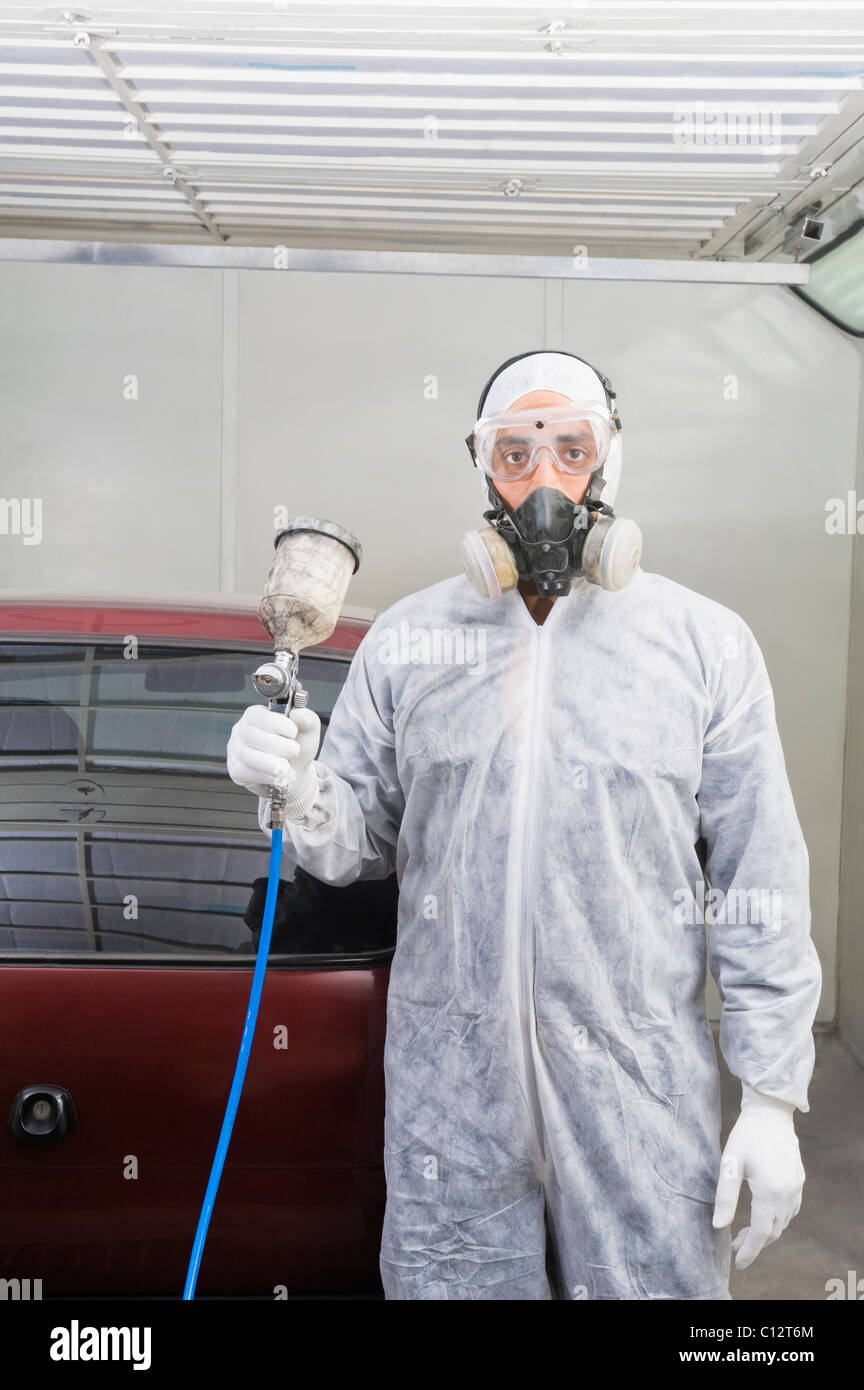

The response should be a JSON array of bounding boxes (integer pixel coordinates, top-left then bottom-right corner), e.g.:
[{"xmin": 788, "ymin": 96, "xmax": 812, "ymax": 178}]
[{"xmin": 256, "ymin": 371, "xmax": 821, "ymax": 1301}]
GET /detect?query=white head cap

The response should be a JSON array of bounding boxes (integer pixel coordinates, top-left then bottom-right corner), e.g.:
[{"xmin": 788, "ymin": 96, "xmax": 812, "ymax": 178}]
[{"xmin": 474, "ymin": 350, "xmax": 622, "ymax": 508}]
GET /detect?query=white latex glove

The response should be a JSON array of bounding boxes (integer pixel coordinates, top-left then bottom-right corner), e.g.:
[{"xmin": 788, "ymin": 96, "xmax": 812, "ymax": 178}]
[
  {"xmin": 712, "ymin": 1083, "xmax": 805, "ymax": 1271},
  {"xmin": 226, "ymin": 703, "xmax": 322, "ymax": 821}
]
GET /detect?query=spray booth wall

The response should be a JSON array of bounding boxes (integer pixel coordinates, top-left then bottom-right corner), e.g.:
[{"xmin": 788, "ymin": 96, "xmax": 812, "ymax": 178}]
[
  {"xmin": 838, "ymin": 346, "xmax": 864, "ymax": 1063},
  {"xmin": 0, "ymin": 260, "xmax": 860, "ymax": 1030}
]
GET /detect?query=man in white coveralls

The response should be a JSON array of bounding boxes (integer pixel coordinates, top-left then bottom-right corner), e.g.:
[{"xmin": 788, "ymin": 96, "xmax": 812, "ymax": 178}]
[{"xmin": 227, "ymin": 350, "xmax": 821, "ymax": 1301}]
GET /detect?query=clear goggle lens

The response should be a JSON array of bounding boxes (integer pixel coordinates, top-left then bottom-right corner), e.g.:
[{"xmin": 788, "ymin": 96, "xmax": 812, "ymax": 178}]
[{"xmin": 472, "ymin": 404, "xmax": 615, "ymax": 482}]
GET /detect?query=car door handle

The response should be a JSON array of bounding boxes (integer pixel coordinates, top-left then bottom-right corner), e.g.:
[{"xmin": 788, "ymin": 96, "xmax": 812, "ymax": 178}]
[{"xmin": 7, "ymin": 1085, "xmax": 76, "ymax": 1145}]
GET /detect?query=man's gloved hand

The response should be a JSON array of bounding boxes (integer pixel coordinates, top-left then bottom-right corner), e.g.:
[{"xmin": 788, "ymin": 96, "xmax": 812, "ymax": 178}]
[
  {"xmin": 712, "ymin": 1083, "xmax": 805, "ymax": 1271},
  {"xmin": 226, "ymin": 704, "xmax": 322, "ymax": 820}
]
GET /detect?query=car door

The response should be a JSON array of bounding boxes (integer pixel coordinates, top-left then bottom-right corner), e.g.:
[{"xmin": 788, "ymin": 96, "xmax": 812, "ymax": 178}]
[{"xmin": 0, "ymin": 627, "xmax": 397, "ymax": 1296}]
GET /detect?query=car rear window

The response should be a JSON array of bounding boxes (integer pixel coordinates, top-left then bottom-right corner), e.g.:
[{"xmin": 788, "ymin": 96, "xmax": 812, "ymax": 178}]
[{"xmin": 0, "ymin": 639, "xmax": 397, "ymax": 962}]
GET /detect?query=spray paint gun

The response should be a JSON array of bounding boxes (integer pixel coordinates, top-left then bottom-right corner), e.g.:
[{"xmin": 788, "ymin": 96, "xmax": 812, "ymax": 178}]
[
  {"xmin": 252, "ymin": 518, "xmax": 363, "ymax": 829},
  {"xmin": 184, "ymin": 517, "xmax": 363, "ymax": 1300}
]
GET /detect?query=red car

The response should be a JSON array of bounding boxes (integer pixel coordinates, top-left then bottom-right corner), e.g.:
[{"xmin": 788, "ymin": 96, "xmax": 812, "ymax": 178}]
[{"xmin": 0, "ymin": 595, "xmax": 397, "ymax": 1298}]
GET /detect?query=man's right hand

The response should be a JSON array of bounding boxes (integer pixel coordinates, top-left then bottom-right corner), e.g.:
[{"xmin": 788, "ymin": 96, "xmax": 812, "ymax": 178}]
[{"xmin": 227, "ymin": 704, "xmax": 322, "ymax": 816}]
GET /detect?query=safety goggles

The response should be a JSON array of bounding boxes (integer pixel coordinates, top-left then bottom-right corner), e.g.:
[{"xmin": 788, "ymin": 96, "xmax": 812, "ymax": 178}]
[{"xmin": 467, "ymin": 403, "xmax": 618, "ymax": 483}]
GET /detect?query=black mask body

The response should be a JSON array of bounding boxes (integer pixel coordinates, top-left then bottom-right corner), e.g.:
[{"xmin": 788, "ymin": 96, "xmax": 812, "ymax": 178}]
[{"xmin": 483, "ymin": 482, "xmax": 615, "ymax": 598}]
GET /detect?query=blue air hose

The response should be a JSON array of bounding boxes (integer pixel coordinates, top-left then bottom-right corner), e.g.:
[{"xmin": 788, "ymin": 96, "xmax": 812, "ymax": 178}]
[{"xmin": 183, "ymin": 826, "xmax": 283, "ymax": 1300}]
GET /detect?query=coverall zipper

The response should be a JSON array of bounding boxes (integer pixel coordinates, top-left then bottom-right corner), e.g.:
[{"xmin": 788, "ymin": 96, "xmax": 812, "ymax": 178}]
[{"xmin": 517, "ymin": 617, "xmax": 551, "ymax": 1175}]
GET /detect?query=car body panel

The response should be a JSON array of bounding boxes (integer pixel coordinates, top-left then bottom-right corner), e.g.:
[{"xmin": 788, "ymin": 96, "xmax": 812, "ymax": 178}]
[{"xmin": 0, "ymin": 599, "xmax": 394, "ymax": 1296}]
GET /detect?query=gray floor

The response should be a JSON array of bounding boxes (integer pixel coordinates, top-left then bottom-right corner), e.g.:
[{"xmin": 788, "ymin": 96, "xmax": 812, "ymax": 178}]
[{"xmin": 717, "ymin": 1029, "xmax": 863, "ymax": 1301}]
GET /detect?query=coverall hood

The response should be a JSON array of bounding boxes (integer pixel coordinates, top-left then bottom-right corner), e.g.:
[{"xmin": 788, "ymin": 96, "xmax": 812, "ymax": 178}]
[{"xmin": 473, "ymin": 349, "xmax": 623, "ymax": 510}]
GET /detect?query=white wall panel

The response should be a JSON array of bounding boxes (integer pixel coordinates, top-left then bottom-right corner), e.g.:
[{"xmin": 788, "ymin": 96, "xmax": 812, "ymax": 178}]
[
  {"xmin": 838, "ymin": 343, "xmax": 864, "ymax": 1060},
  {"xmin": 234, "ymin": 268, "xmax": 546, "ymax": 605},
  {"xmin": 0, "ymin": 262, "xmax": 222, "ymax": 591}
]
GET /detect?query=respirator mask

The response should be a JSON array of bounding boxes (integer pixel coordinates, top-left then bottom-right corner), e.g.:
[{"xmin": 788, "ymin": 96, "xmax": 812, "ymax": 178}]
[{"xmin": 460, "ymin": 351, "xmax": 643, "ymax": 600}]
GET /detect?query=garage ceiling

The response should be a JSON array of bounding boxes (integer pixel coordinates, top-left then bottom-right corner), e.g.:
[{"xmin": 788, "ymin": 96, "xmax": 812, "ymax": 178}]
[{"xmin": 0, "ymin": 1, "xmax": 863, "ymax": 260}]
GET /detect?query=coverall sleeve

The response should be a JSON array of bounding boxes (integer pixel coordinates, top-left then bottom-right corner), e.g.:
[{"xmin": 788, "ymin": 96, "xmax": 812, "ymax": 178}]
[
  {"xmin": 256, "ymin": 623, "xmax": 404, "ymax": 888},
  {"xmin": 700, "ymin": 619, "xmax": 822, "ymax": 1113}
]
